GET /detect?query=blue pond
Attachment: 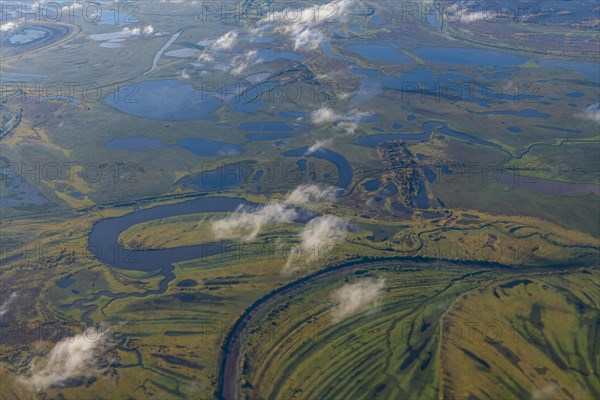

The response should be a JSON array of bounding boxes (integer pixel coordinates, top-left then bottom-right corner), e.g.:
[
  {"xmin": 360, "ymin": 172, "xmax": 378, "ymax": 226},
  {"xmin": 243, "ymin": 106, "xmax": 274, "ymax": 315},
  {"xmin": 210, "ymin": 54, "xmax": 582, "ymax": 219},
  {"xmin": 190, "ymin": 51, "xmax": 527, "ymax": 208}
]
[
  {"xmin": 106, "ymin": 80, "xmax": 222, "ymax": 121},
  {"xmin": 106, "ymin": 136, "xmax": 243, "ymax": 156},
  {"xmin": 279, "ymin": 111, "xmax": 307, "ymax": 119},
  {"xmin": 535, "ymin": 125, "xmax": 582, "ymax": 134},
  {"xmin": 238, "ymin": 122, "xmax": 309, "ymax": 132},
  {"xmin": 381, "ymin": 183, "xmax": 399, "ymax": 196},
  {"xmin": 283, "ymin": 147, "xmax": 353, "ymax": 189},
  {"xmin": 178, "ymin": 163, "xmax": 253, "ymax": 192},
  {"xmin": 539, "ymin": 59, "xmax": 600, "ymax": 83},
  {"xmin": 358, "ymin": 121, "xmax": 509, "ymax": 156},
  {"xmin": 363, "ymin": 179, "xmax": 381, "ymax": 191},
  {"xmin": 106, "ymin": 137, "xmax": 164, "ymax": 152},
  {"xmin": 352, "ymin": 67, "xmax": 380, "ymax": 76},
  {"xmin": 56, "ymin": 276, "xmax": 76, "ymax": 288},
  {"xmin": 254, "ymin": 49, "xmax": 303, "ymax": 62},
  {"xmin": 414, "ymin": 47, "xmax": 527, "ymax": 67},
  {"xmin": 176, "ymin": 138, "xmax": 243, "ymax": 156},
  {"xmin": 474, "ymin": 109, "xmax": 550, "ymax": 119},
  {"xmin": 346, "ymin": 44, "xmax": 413, "ymax": 63},
  {"xmin": 246, "ymin": 133, "xmax": 293, "ymax": 141}
]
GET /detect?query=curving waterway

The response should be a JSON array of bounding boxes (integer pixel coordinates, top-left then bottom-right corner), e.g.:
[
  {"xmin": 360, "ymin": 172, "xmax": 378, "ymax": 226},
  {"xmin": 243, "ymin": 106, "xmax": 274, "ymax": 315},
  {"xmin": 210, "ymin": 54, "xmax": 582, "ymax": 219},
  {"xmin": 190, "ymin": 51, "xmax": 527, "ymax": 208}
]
[
  {"xmin": 74, "ymin": 195, "xmax": 596, "ymax": 398},
  {"xmin": 68, "ymin": 197, "xmax": 256, "ymax": 325}
]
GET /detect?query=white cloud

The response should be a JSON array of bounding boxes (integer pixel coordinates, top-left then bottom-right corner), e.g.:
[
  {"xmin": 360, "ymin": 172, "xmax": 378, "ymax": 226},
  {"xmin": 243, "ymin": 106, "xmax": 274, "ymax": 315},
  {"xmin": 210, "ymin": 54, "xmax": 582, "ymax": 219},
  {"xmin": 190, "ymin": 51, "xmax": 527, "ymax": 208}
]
[
  {"xmin": 337, "ymin": 121, "xmax": 359, "ymax": 135},
  {"xmin": 213, "ymin": 31, "xmax": 238, "ymax": 50},
  {"xmin": 0, "ymin": 292, "xmax": 18, "ymax": 316},
  {"xmin": 212, "ymin": 203, "xmax": 298, "ymax": 242},
  {"xmin": 530, "ymin": 383, "xmax": 559, "ymax": 400},
  {"xmin": 197, "ymin": 31, "xmax": 253, "ymax": 72},
  {"xmin": 230, "ymin": 50, "xmax": 260, "ymax": 75},
  {"xmin": 579, "ymin": 103, "xmax": 600, "ymax": 123},
  {"xmin": 306, "ymin": 139, "xmax": 333, "ymax": 155},
  {"xmin": 311, "ymin": 107, "xmax": 342, "ymax": 124},
  {"xmin": 331, "ymin": 278, "xmax": 386, "ymax": 323},
  {"xmin": 179, "ymin": 69, "xmax": 190, "ymax": 79},
  {"xmin": 197, "ymin": 52, "xmax": 215, "ymax": 62},
  {"xmin": 300, "ymin": 215, "xmax": 347, "ymax": 254},
  {"xmin": 89, "ymin": 26, "xmax": 154, "ymax": 42},
  {"xmin": 260, "ymin": 0, "xmax": 353, "ymax": 52},
  {"xmin": 284, "ymin": 215, "xmax": 348, "ymax": 272},
  {"xmin": 212, "ymin": 184, "xmax": 340, "ymax": 242},
  {"xmin": 0, "ymin": 22, "xmax": 19, "ymax": 32},
  {"xmin": 211, "ymin": 185, "xmax": 344, "ymax": 272},
  {"xmin": 285, "ymin": 184, "xmax": 338, "ymax": 206},
  {"xmin": 19, "ymin": 327, "xmax": 112, "ymax": 391},
  {"xmin": 310, "ymin": 106, "xmax": 373, "ymax": 135}
]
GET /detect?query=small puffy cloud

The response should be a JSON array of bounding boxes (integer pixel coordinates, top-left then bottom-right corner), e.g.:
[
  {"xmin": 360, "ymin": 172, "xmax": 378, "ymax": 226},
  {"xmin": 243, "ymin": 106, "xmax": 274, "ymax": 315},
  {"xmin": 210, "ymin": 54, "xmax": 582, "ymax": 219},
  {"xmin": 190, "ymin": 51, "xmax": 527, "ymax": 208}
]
[
  {"xmin": 310, "ymin": 106, "xmax": 373, "ymax": 135},
  {"xmin": 197, "ymin": 31, "xmax": 251, "ymax": 71},
  {"xmin": 143, "ymin": 25, "xmax": 155, "ymax": 35},
  {"xmin": 19, "ymin": 328, "xmax": 113, "ymax": 391},
  {"xmin": 230, "ymin": 50, "xmax": 260, "ymax": 75},
  {"xmin": 530, "ymin": 383, "xmax": 559, "ymax": 400},
  {"xmin": 311, "ymin": 107, "xmax": 342, "ymax": 124},
  {"xmin": 197, "ymin": 52, "xmax": 215, "ymax": 62},
  {"xmin": 306, "ymin": 139, "xmax": 333, "ymax": 155},
  {"xmin": 212, "ymin": 203, "xmax": 298, "ymax": 242},
  {"xmin": 284, "ymin": 215, "xmax": 348, "ymax": 272},
  {"xmin": 285, "ymin": 184, "xmax": 338, "ymax": 206},
  {"xmin": 338, "ymin": 109, "xmax": 374, "ymax": 135},
  {"xmin": 337, "ymin": 121, "xmax": 359, "ymax": 135},
  {"xmin": 179, "ymin": 69, "xmax": 190, "ymax": 79},
  {"xmin": 213, "ymin": 31, "xmax": 238, "ymax": 50},
  {"xmin": 0, "ymin": 292, "xmax": 18, "ymax": 316},
  {"xmin": 300, "ymin": 215, "xmax": 348, "ymax": 254},
  {"xmin": 331, "ymin": 278, "xmax": 386, "ymax": 323},
  {"xmin": 579, "ymin": 103, "xmax": 600, "ymax": 123},
  {"xmin": 0, "ymin": 22, "xmax": 19, "ymax": 32}
]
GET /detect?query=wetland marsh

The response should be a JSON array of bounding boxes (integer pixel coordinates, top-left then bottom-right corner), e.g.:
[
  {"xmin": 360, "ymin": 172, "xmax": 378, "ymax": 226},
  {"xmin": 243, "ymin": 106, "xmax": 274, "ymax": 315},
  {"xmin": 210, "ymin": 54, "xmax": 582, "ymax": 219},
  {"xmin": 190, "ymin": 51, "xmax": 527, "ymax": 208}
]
[{"xmin": 0, "ymin": 0, "xmax": 598, "ymax": 399}]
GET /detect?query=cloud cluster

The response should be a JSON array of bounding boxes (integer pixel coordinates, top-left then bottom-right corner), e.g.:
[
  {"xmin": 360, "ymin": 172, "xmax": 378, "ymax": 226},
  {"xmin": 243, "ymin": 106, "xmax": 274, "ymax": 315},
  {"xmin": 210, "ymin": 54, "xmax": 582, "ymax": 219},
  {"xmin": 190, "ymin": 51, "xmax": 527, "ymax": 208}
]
[
  {"xmin": 20, "ymin": 328, "xmax": 112, "ymax": 391},
  {"xmin": 212, "ymin": 184, "xmax": 340, "ymax": 241},
  {"xmin": 212, "ymin": 203, "xmax": 298, "ymax": 242},
  {"xmin": 0, "ymin": 292, "xmax": 18, "ymax": 316},
  {"xmin": 260, "ymin": 0, "xmax": 353, "ymax": 51},
  {"xmin": 330, "ymin": 278, "xmax": 386, "ymax": 323},
  {"xmin": 196, "ymin": 31, "xmax": 262, "ymax": 74},
  {"xmin": 211, "ymin": 184, "xmax": 347, "ymax": 271},
  {"xmin": 310, "ymin": 106, "xmax": 373, "ymax": 135}
]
